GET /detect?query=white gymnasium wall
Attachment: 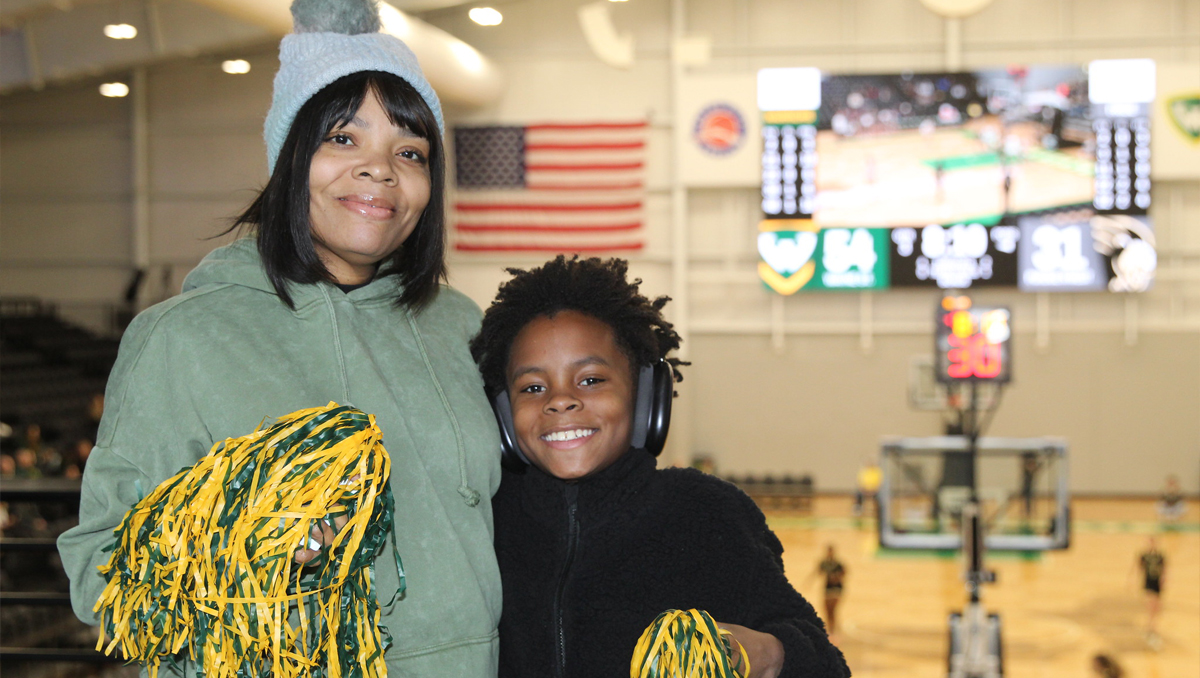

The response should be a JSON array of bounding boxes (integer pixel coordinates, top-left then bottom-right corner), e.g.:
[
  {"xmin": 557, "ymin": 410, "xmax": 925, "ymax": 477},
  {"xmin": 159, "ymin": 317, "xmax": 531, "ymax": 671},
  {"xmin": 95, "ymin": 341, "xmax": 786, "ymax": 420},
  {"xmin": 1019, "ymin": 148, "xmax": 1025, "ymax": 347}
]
[{"xmin": 1, "ymin": 0, "xmax": 1197, "ymax": 493}]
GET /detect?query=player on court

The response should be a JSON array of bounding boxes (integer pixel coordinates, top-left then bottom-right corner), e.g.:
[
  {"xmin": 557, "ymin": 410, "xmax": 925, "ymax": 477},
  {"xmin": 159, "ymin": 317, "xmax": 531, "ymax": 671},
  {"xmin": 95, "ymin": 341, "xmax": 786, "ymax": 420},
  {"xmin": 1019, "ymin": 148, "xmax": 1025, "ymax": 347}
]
[
  {"xmin": 1136, "ymin": 536, "xmax": 1166, "ymax": 647},
  {"xmin": 812, "ymin": 545, "xmax": 846, "ymax": 636}
]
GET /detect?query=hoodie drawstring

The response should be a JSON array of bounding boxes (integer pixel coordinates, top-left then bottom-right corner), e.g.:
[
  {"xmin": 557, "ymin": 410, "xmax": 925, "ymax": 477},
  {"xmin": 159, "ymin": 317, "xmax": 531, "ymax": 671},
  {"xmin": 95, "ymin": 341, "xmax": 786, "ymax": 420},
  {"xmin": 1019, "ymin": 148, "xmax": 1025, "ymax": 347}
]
[
  {"xmin": 407, "ymin": 311, "xmax": 482, "ymax": 508},
  {"xmin": 318, "ymin": 285, "xmax": 352, "ymax": 404}
]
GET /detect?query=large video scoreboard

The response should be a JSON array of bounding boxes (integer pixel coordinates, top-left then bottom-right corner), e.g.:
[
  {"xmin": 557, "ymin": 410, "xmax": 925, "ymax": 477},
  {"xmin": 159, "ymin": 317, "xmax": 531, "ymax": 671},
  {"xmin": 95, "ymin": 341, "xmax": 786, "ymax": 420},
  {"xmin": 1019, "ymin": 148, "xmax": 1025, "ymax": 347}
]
[{"xmin": 756, "ymin": 60, "xmax": 1157, "ymax": 294}]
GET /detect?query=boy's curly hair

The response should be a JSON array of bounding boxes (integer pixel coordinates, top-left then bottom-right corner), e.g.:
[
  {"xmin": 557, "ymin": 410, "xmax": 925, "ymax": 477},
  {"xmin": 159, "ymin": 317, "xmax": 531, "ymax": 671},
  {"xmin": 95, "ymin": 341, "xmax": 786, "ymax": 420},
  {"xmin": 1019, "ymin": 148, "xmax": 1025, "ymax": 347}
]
[{"xmin": 470, "ymin": 255, "xmax": 687, "ymax": 394}]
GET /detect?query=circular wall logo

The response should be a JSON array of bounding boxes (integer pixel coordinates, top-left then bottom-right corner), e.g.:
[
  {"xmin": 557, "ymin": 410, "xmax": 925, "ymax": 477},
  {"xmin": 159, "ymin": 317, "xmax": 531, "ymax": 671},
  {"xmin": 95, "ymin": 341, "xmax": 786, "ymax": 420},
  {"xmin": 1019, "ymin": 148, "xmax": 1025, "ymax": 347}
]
[{"xmin": 693, "ymin": 103, "xmax": 745, "ymax": 155}]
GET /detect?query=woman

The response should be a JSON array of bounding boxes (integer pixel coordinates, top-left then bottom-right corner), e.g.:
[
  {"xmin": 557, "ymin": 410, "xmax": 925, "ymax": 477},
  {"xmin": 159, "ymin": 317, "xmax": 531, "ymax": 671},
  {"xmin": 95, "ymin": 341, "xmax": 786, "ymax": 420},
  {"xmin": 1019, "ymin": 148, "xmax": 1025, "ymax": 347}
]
[{"xmin": 56, "ymin": 2, "xmax": 501, "ymax": 676}]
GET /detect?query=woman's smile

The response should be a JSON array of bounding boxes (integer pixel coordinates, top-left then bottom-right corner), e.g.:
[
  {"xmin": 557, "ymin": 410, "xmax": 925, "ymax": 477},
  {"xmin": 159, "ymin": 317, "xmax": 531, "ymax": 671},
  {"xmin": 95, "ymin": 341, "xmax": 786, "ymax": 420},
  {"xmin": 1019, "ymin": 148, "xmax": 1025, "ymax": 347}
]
[{"xmin": 337, "ymin": 194, "xmax": 397, "ymax": 219}]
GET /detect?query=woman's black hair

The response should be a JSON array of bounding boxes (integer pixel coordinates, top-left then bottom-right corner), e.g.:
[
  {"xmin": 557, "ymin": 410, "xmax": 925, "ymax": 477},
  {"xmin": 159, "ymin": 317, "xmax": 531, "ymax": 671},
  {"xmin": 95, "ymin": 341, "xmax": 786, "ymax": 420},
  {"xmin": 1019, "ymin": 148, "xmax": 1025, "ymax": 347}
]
[
  {"xmin": 231, "ymin": 70, "xmax": 446, "ymax": 309},
  {"xmin": 469, "ymin": 255, "xmax": 687, "ymax": 394}
]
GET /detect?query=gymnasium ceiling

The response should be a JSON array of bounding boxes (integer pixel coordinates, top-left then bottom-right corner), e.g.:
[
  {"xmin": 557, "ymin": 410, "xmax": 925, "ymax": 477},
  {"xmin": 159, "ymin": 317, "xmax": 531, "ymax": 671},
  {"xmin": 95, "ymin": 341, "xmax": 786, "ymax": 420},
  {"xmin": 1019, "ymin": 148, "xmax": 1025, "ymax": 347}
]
[{"xmin": 0, "ymin": 0, "xmax": 493, "ymax": 100}]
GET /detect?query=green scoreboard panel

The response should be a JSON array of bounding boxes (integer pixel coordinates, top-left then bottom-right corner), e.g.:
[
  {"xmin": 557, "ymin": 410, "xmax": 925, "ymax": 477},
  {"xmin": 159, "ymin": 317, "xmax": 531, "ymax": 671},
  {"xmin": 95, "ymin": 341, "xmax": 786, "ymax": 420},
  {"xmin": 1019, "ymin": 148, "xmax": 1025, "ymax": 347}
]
[{"xmin": 758, "ymin": 225, "xmax": 889, "ymax": 294}]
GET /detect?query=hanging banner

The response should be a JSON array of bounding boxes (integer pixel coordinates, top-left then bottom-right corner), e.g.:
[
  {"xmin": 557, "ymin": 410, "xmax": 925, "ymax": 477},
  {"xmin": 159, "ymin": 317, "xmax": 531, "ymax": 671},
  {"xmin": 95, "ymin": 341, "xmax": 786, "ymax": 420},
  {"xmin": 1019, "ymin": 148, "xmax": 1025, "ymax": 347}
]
[{"xmin": 676, "ymin": 74, "xmax": 761, "ymax": 186}]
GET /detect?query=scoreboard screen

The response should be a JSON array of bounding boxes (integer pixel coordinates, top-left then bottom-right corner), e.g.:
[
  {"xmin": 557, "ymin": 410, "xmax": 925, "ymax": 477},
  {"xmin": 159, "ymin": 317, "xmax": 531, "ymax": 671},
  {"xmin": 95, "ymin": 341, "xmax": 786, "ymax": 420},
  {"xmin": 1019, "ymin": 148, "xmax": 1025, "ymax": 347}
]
[
  {"xmin": 935, "ymin": 296, "xmax": 1012, "ymax": 384},
  {"xmin": 756, "ymin": 60, "xmax": 1158, "ymax": 295}
]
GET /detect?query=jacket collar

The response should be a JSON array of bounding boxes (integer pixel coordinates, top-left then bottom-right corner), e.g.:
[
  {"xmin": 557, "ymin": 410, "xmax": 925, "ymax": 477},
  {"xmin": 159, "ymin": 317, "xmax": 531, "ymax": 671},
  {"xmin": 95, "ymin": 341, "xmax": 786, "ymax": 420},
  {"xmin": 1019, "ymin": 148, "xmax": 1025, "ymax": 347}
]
[{"xmin": 516, "ymin": 447, "xmax": 657, "ymax": 531}]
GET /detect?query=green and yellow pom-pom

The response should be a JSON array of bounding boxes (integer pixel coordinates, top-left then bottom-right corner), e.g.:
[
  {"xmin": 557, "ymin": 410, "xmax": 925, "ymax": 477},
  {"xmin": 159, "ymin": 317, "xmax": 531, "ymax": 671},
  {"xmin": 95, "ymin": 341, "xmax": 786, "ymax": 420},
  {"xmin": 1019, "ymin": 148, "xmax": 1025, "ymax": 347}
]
[
  {"xmin": 631, "ymin": 609, "xmax": 749, "ymax": 678},
  {"xmin": 94, "ymin": 403, "xmax": 400, "ymax": 678}
]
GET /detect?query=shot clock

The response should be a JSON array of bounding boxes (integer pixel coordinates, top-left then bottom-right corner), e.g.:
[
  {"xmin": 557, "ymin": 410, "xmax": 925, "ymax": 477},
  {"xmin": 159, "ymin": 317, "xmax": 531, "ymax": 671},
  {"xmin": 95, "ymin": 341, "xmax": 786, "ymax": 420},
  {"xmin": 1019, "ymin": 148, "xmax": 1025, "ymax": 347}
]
[{"xmin": 935, "ymin": 296, "xmax": 1012, "ymax": 384}]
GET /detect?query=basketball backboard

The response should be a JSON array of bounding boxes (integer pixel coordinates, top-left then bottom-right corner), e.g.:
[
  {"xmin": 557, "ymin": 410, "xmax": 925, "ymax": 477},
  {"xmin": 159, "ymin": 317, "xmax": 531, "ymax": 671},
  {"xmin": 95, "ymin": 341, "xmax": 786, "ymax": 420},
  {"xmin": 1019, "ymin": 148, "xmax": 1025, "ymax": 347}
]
[{"xmin": 878, "ymin": 436, "xmax": 1069, "ymax": 551}]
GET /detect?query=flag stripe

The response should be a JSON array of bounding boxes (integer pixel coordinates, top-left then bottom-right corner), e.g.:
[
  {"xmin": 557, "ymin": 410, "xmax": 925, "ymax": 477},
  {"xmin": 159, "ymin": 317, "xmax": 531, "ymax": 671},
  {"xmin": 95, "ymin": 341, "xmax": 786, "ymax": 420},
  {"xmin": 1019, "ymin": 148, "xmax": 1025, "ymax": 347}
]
[
  {"xmin": 525, "ymin": 142, "xmax": 645, "ymax": 151},
  {"xmin": 456, "ymin": 242, "xmax": 645, "ymax": 252},
  {"xmin": 527, "ymin": 148, "xmax": 642, "ymax": 163},
  {"xmin": 456, "ymin": 222, "xmax": 642, "ymax": 233},
  {"xmin": 525, "ymin": 182, "xmax": 644, "ymax": 191},
  {"xmin": 525, "ymin": 162, "xmax": 644, "ymax": 171},
  {"xmin": 525, "ymin": 122, "xmax": 648, "ymax": 131},
  {"xmin": 458, "ymin": 212, "xmax": 642, "ymax": 228},
  {"xmin": 456, "ymin": 202, "xmax": 642, "ymax": 212},
  {"xmin": 456, "ymin": 188, "xmax": 640, "ymax": 204},
  {"xmin": 455, "ymin": 229, "xmax": 644, "ymax": 251}
]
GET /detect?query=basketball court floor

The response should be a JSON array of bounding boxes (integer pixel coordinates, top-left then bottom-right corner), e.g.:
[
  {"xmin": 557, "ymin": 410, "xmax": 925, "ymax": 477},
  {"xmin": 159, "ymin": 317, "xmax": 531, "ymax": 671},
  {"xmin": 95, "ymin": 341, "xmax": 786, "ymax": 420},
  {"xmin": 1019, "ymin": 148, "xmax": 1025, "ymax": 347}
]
[{"xmin": 769, "ymin": 496, "xmax": 1200, "ymax": 678}]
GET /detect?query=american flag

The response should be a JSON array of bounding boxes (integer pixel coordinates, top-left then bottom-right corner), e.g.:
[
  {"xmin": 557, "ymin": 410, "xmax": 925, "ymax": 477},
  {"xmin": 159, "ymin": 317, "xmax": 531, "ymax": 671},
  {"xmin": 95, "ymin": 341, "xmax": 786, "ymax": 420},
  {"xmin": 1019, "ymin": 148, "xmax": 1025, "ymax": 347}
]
[{"xmin": 451, "ymin": 122, "xmax": 647, "ymax": 253}]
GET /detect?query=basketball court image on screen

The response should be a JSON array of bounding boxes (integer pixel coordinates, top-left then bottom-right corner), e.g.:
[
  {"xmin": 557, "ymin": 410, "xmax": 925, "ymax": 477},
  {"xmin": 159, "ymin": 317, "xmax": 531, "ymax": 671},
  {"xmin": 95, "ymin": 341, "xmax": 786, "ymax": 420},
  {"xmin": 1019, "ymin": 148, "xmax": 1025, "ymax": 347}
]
[{"xmin": 813, "ymin": 67, "xmax": 1095, "ymax": 228}]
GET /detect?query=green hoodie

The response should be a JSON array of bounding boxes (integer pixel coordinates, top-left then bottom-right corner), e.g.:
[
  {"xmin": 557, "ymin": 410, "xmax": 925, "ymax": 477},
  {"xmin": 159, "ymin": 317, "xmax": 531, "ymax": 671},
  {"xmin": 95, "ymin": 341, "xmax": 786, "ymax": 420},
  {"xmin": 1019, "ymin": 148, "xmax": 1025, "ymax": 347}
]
[{"xmin": 57, "ymin": 238, "xmax": 502, "ymax": 677}]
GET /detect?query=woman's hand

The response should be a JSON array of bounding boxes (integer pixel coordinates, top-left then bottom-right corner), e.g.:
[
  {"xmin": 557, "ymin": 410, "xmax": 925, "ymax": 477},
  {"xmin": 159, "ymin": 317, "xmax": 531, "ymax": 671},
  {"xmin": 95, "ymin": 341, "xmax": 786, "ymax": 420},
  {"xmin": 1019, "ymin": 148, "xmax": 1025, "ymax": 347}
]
[
  {"xmin": 293, "ymin": 510, "xmax": 350, "ymax": 566},
  {"xmin": 294, "ymin": 474, "xmax": 360, "ymax": 566},
  {"xmin": 717, "ymin": 622, "xmax": 785, "ymax": 678}
]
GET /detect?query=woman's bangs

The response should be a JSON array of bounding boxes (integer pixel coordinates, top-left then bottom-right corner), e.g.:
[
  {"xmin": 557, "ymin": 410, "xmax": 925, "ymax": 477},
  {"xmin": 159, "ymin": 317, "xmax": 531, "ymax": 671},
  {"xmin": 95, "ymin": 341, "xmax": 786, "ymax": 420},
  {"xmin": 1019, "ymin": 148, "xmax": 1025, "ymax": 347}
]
[{"xmin": 367, "ymin": 73, "xmax": 438, "ymax": 142}]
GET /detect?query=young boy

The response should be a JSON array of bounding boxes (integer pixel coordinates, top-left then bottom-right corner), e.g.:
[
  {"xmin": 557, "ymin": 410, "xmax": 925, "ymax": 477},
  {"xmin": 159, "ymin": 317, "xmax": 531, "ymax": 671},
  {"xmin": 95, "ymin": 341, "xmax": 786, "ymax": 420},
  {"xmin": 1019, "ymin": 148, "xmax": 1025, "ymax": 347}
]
[{"xmin": 470, "ymin": 256, "xmax": 849, "ymax": 678}]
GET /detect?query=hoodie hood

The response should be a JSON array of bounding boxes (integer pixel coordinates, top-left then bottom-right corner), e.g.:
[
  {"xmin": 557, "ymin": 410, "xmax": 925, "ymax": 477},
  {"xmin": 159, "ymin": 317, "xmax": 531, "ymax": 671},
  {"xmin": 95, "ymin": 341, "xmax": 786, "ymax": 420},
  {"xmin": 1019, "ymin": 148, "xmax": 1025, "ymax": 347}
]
[{"xmin": 183, "ymin": 238, "xmax": 404, "ymax": 307}]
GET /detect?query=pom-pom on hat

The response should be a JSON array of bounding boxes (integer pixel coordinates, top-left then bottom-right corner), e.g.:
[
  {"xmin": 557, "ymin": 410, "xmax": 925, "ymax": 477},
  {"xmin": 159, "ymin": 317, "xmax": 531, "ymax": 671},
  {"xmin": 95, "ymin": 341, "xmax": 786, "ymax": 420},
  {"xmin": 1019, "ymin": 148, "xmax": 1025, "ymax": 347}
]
[{"xmin": 264, "ymin": 0, "xmax": 445, "ymax": 172}]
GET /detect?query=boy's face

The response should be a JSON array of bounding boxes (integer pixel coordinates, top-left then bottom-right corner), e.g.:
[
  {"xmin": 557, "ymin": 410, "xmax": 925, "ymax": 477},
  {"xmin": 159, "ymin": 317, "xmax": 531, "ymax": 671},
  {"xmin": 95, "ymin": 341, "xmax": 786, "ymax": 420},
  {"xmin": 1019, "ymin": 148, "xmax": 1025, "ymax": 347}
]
[{"xmin": 506, "ymin": 310, "xmax": 635, "ymax": 480}]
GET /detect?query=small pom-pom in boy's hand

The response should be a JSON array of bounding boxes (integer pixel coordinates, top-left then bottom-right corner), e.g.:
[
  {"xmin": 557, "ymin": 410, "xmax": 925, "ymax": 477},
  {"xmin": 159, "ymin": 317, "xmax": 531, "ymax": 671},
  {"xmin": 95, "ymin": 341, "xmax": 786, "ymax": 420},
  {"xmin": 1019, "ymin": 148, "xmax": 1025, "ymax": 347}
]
[{"xmin": 631, "ymin": 609, "xmax": 750, "ymax": 678}]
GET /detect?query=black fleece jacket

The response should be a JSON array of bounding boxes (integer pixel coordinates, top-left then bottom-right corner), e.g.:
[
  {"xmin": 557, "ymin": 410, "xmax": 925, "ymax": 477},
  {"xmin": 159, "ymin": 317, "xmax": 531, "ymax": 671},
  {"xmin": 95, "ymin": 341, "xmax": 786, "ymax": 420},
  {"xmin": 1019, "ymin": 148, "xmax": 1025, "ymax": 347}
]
[{"xmin": 493, "ymin": 448, "xmax": 850, "ymax": 678}]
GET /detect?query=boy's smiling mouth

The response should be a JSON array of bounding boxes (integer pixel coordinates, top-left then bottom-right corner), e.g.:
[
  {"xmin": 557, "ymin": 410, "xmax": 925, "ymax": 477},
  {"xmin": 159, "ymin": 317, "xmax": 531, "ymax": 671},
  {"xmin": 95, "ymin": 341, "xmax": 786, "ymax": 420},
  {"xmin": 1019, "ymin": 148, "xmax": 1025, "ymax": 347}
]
[{"xmin": 540, "ymin": 428, "xmax": 597, "ymax": 443}]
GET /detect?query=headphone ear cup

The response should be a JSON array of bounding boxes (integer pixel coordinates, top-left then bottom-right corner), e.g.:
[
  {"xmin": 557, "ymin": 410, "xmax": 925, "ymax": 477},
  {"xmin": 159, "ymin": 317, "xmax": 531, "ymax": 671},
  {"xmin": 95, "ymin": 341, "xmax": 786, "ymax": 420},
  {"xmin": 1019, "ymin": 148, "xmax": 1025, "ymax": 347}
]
[
  {"xmin": 629, "ymin": 365, "xmax": 654, "ymax": 450},
  {"xmin": 633, "ymin": 359, "xmax": 673, "ymax": 456},
  {"xmin": 491, "ymin": 390, "xmax": 530, "ymax": 470}
]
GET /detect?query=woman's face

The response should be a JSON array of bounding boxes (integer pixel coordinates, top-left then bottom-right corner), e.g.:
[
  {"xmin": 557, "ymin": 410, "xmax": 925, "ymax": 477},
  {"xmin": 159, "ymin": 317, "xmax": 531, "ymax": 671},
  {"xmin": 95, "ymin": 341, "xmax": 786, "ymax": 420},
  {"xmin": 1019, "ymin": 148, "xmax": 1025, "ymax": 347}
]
[{"xmin": 308, "ymin": 89, "xmax": 431, "ymax": 284}]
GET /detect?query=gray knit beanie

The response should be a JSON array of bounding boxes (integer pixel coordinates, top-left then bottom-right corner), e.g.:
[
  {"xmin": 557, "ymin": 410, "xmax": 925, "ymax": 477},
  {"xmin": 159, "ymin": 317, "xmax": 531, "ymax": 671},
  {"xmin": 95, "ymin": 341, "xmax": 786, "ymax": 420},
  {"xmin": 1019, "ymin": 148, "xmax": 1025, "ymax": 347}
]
[{"xmin": 264, "ymin": 0, "xmax": 445, "ymax": 172}]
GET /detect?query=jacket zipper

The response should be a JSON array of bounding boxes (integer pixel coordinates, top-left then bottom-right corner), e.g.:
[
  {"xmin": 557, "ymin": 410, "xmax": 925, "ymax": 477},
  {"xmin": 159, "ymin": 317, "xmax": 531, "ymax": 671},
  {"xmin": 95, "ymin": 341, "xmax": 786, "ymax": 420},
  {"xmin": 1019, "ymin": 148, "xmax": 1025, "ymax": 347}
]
[{"xmin": 553, "ymin": 484, "xmax": 580, "ymax": 678}]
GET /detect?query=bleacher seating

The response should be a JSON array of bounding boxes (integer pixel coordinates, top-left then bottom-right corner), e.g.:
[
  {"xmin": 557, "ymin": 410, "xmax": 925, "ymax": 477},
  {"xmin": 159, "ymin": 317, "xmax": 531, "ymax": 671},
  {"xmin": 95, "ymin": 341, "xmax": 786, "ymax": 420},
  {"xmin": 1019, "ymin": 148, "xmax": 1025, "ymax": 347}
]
[
  {"xmin": 0, "ymin": 300, "xmax": 116, "ymax": 441},
  {"xmin": 1, "ymin": 299, "xmax": 125, "ymax": 672},
  {"xmin": 728, "ymin": 473, "xmax": 816, "ymax": 511}
]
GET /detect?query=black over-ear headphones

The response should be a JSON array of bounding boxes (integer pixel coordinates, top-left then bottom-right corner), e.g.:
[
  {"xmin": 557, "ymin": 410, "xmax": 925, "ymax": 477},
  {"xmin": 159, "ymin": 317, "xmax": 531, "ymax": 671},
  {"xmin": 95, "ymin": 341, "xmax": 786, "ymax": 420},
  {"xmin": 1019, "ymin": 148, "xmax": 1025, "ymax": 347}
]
[{"xmin": 491, "ymin": 358, "xmax": 673, "ymax": 470}]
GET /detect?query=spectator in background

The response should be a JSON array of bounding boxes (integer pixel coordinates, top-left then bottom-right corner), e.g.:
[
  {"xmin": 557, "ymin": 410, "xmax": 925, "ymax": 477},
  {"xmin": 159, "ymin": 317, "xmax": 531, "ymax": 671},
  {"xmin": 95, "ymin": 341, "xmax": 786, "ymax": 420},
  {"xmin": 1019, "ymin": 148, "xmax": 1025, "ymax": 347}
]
[
  {"xmin": 1157, "ymin": 474, "xmax": 1186, "ymax": 526},
  {"xmin": 18, "ymin": 423, "xmax": 62, "ymax": 477},
  {"xmin": 853, "ymin": 457, "xmax": 882, "ymax": 518},
  {"xmin": 63, "ymin": 438, "xmax": 93, "ymax": 479},
  {"xmin": 1, "ymin": 453, "xmax": 15, "ymax": 477},
  {"xmin": 14, "ymin": 448, "xmax": 40, "ymax": 479},
  {"xmin": 1020, "ymin": 451, "xmax": 1042, "ymax": 519},
  {"xmin": 37, "ymin": 429, "xmax": 63, "ymax": 477},
  {"xmin": 0, "ymin": 501, "xmax": 13, "ymax": 533},
  {"xmin": 1091, "ymin": 653, "xmax": 1123, "ymax": 678},
  {"xmin": 19, "ymin": 423, "xmax": 43, "ymax": 453},
  {"xmin": 83, "ymin": 393, "xmax": 104, "ymax": 445}
]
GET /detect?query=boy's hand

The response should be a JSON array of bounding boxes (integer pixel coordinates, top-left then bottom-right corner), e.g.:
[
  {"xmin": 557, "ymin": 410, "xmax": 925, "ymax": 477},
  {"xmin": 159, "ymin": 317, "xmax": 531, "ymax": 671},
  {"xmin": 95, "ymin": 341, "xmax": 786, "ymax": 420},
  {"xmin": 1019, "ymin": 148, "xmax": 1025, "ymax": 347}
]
[{"xmin": 717, "ymin": 622, "xmax": 784, "ymax": 678}]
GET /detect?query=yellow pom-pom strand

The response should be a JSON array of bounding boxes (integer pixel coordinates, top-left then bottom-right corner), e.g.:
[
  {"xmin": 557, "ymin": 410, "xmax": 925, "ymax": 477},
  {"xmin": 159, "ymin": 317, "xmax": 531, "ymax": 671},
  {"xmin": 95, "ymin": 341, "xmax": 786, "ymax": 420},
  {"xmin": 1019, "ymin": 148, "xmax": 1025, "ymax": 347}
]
[
  {"xmin": 93, "ymin": 403, "xmax": 402, "ymax": 678},
  {"xmin": 631, "ymin": 609, "xmax": 750, "ymax": 678}
]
